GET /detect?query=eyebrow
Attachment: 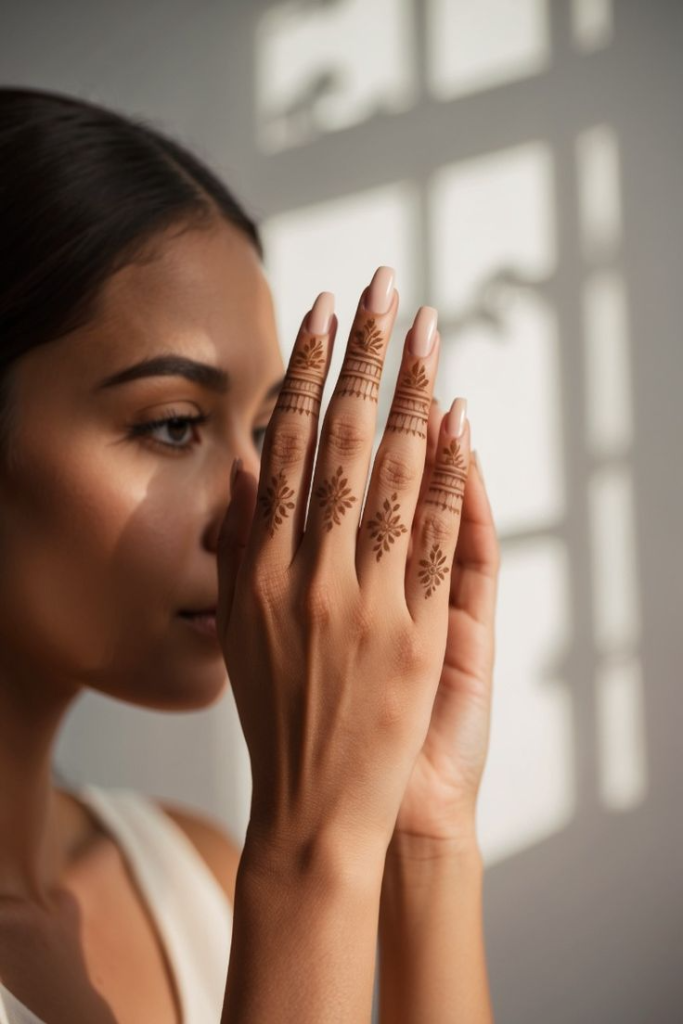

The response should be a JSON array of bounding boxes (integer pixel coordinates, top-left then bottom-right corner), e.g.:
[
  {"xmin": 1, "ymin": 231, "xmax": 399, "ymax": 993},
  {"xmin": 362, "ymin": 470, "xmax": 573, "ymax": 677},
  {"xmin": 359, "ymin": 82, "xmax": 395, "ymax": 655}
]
[{"xmin": 94, "ymin": 354, "xmax": 285, "ymax": 402}]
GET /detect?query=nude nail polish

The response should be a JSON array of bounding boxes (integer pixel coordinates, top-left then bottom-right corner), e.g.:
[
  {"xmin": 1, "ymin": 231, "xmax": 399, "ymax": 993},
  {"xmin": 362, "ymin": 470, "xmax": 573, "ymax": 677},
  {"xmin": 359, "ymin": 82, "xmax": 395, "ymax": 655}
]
[
  {"xmin": 409, "ymin": 307, "xmax": 438, "ymax": 357},
  {"xmin": 446, "ymin": 397, "xmax": 467, "ymax": 438},
  {"xmin": 308, "ymin": 291, "xmax": 335, "ymax": 334},
  {"xmin": 364, "ymin": 266, "xmax": 395, "ymax": 314}
]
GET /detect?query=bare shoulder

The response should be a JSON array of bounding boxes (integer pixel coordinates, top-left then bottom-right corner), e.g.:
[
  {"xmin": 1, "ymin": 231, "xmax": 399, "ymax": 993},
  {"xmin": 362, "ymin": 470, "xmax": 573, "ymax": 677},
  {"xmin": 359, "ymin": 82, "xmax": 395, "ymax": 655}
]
[{"xmin": 154, "ymin": 798, "xmax": 242, "ymax": 907}]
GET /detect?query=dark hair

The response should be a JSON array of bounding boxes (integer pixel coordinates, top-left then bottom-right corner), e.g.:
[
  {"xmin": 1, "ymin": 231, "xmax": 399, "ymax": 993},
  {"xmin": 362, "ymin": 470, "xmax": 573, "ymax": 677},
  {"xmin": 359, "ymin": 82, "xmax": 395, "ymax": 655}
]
[{"xmin": 0, "ymin": 86, "xmax": 264, "ymax": 469}]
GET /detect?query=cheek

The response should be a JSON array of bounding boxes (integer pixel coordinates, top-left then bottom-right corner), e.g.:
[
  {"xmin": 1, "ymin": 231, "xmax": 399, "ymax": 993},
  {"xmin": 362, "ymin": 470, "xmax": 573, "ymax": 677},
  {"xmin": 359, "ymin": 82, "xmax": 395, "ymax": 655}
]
[{"xmin": 0, "ymin": 449, "xmax": 187, "ymax": 677}]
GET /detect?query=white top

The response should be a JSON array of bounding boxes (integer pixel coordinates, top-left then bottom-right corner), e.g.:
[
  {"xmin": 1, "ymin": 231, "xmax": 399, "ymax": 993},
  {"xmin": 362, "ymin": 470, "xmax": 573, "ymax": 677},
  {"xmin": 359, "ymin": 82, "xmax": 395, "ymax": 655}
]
[{"xmin": 0, "ymin": 783, "xmax": 234, "ymax": 1024}]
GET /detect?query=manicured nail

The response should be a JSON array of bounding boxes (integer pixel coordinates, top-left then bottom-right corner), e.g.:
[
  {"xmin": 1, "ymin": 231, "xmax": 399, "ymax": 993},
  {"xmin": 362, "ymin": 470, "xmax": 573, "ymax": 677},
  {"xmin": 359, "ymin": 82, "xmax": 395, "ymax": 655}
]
[
  {"xmin": 364, "ymin": 266, "xmax": 395, "ymax": 314},
  {"xmin": 446, "ymin": 397, "xmax": 467, "ymax": 438},
  {"xmin": 307, "ymin": 291, "xmax": 335, "ymax": 334},
  {"xmin": 230, "ymin": 456, "xmax": 243, "ymax": 495},
  {"xmin": 409, "ymin": 306, "xmax": 438, "ymax": 357}
]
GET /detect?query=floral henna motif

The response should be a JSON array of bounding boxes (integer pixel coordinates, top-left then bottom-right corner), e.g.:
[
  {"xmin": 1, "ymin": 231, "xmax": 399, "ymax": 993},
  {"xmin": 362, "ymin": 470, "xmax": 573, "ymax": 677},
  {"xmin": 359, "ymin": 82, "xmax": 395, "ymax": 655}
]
[
  {"xmin": 366, "ymin": 492, "xmax": 408, "ymax": 561},
  {"xmin": 386, "ymin": 359, "xmax": 431, "ymax": 439},
  {"xmin": 425, "ymin": 438, "xmax": 467, "ymax": 514},
  {"xmin": 336, "ymin": 318, "xmax": 384, "ymax": 403},
  {"xmin": 275, "ymin": 337, "xmax": 326, "ymax": 417},
  {"xmin": 418, "ymin": 542, "xmax": 450, "ymax": 599},
  {"xmin": 258, "ymin": 469, "xmax": 296, "ymax": 537},
  {"xmin": 314, "ymin": 465, "xmax": 357, "ymax": 531}
]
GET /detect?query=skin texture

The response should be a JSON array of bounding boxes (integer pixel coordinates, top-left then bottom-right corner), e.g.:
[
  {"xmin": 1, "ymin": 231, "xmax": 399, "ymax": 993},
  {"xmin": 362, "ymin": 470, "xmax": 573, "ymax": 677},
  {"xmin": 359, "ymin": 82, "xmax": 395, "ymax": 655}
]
[{"xmin": 0, "ymin": 218, "xmax": 285, "ymax": 909}]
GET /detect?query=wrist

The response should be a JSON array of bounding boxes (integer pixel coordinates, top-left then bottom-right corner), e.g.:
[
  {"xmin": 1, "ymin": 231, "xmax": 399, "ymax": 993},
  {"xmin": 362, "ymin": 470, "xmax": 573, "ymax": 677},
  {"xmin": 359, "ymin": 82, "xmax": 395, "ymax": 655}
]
[
  {"xmin": 241, "ymin": 819, "xmax": 387, "ymax": 897},
  {"xmin": 385, "ymin": 826, "xmax": 482, "ymax": 865}
]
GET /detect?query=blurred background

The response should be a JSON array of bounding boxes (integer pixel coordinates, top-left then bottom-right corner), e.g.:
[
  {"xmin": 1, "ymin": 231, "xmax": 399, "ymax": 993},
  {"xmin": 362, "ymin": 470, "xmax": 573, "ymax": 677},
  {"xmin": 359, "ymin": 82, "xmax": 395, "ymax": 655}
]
[{"xmin": 3, "ymin": 0, "xmax": 682, "ymax": 1019}]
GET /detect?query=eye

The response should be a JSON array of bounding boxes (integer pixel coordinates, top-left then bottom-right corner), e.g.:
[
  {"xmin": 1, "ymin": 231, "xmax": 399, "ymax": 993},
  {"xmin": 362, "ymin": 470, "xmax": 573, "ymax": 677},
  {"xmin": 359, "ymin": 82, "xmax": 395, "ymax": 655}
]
[{"xmin": 127, "ymin": 410, "xmax": 210, "ymax": 453}]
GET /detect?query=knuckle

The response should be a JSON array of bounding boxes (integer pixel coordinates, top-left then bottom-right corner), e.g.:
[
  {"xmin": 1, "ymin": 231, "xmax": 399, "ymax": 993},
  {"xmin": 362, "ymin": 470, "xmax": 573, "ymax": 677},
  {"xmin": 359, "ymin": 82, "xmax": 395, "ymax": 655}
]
[
  {"xmin": 266, "ymin": 425, "xmax": 310, "ymax": 466},
  {"xmin": 375, "ymin": 448, "xmax": 416, "ymax": 492},
  {"xmin": 418, "ymin": 509, "xmax": 453, "ymax": 548},
  {"xmin": 349, "ymin": 597, "xmax": 375, "ymax": 643},
  {"xmin": 250, "ymin": 565, "xmax": 289, "ymax": 609},
  {"xmin": 302, "ymin": 579, "xmax": 333, "ymax": 626},
  {"xmin": 323, "ymin": 414, "xmax": 366, "ymax": 459},
  {"xmin": 393, "ymin": 625, "xmax": 426, "ymax": 671}
]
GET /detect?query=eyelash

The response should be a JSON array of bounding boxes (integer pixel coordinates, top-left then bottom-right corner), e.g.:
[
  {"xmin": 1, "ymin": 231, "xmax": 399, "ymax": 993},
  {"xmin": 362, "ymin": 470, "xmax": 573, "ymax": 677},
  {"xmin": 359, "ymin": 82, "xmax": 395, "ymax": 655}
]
[{"xmin": 128, "ymin": 409, "xmax": 268, "ymax": 456}]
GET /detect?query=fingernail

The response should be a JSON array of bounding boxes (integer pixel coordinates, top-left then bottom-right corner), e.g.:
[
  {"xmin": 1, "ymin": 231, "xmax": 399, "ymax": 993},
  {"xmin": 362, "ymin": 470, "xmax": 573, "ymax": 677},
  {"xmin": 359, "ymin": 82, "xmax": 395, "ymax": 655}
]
[
  {"xmin": 472, "ymin": 449, "xmax": 486, "ymax": 486},
  {"xmin": 364, "ymin": 266, "xmax": 395, "ymax": 314},
  {"xmin": 446, "ymin": 397, "xmax": 467, "ymax": 438},
  {"xmin": 307, "ymin": 291, "xmax": 335, "ymax": 334},
  {"xmin": 230, "ymin": 456, "xmax": 243, "ymax": 495},
  {"xmin": 409, "ymin": 306, "xmax": 438, "ymax": 357}
]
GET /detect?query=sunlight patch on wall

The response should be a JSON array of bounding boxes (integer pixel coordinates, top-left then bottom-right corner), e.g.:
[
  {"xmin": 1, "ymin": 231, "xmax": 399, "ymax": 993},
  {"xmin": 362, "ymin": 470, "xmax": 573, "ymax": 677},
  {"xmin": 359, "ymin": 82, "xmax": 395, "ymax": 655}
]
[
  {"xmin": 430, "ymin": 142, "xmax": 556, "ymax": 310},
  {"xmin": 588, "ymin": 466, "xmax": 641, "ymax": 653},
  {"xmin": 255, "ymin": 0, "xmax": 416, "ymax": 152},
  {"xmin": 576, "ymin": 124, "xmax": 622, "ymax": 263},
  {"xmin": 438, "ymin": 299, "xmax": 564, "ymax": 534},
  {"xmin": 427, "ymin": 0, "xmax": 550, "ymax": 100},
  {"xmin": 429, "ymin": 142, "xmax": 563, "ymax": 532},
  {"xmin": 478, "ymin": 539, "xmax": 575, "ymax": 865},
  {"xmin": 595, "ymin": 654, "xmax": 648, "ymax": 811},
  {"xmin": 582, "ymin": 271, "xmax": 633, "ymax": 457},
  {"xmin": 571, "ymin": 0, "xmax": 613, "ymax": 52}
]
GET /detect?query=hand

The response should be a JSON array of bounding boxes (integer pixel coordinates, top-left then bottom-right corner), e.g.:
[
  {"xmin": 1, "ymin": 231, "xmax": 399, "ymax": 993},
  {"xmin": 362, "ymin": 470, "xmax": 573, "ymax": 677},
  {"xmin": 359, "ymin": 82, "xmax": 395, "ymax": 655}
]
[
  {"xmin": 217, "ymin": 267, "xmax": 475, "ymax": 867},
  {"xmin": 391, "ymin": 400, "xmax": 500, "ymax": 848}
]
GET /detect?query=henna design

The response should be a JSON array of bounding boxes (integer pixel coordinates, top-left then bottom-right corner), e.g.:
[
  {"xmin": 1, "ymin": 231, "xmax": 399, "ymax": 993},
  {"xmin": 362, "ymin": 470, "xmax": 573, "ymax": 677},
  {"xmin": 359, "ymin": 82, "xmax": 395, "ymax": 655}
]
[
  {"xmin": 366, "ymin": 492, "xmax": 408, "ymax": 561},
  {"xmin": 314, "ymin": 465, "xmax": 357, "ymax": 531},
  {"xmin": 275, "ymin": 337, "xmax": 325, "ymax": 417},
  {"xmin": 418, "ymin": 542, "xmax": 450, "ymax": 599},
  {"xmin": 336, "ymin": 318, "xmax": 384, "ymax": 403},
  {"xmin": 386, "ymin": 359, "xmax": 431, "ymax": 439},
  {"xmin": 258, "ymin": 469, "xmax": 296, "ymax": 537},
  {"xmin": 425, "ymin": 438, "xmax": 467, "ymax": 515}
]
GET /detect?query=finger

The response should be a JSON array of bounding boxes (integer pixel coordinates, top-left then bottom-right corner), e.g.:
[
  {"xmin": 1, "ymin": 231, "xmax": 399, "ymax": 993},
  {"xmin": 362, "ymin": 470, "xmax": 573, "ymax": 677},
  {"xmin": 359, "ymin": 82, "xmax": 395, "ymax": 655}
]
[
  {"xmin": 217, "ymin": 462, "xmax": 258, "ymax": 629},
  {"xmin": 244, "ymin": 295, "xmax": 337, "ymax": 570},
  {"xmin": 355, "ymin": 311, "xmax": 441, "ymax": 589},
  {"xmin": 448, "ymin": 448, "xmax": 501, "ymax": 624},
  {"xmin": 405, "ymin": 401, "xmax": 470, "ymax": 623},
  {"xmin": 297, "ymin": 266, "xmax": 399, "ymax": 570},
  {"xmin": 407, "ymin": 397, "xmax": 441, "ymax": 564}
]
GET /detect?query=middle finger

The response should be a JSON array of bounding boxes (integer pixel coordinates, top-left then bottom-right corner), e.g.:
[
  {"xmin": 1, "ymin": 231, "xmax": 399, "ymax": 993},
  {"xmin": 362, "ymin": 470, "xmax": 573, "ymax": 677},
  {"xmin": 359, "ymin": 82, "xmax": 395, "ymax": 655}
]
[{"xmin": 297, "ymin": 265, "xmax": 399, "ymax": 570}]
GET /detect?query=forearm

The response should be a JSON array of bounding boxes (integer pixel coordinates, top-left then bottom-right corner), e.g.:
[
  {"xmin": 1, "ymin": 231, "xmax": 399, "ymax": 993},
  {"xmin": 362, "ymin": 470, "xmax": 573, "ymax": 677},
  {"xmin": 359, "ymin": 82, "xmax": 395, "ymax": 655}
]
[
  {"xmin": 221, "ymin": 833, "xmax": 384, "ymax": 1023},
  {"xmin": 378, "ymin": 832, "xmax": 493, "ymax": 1024}
]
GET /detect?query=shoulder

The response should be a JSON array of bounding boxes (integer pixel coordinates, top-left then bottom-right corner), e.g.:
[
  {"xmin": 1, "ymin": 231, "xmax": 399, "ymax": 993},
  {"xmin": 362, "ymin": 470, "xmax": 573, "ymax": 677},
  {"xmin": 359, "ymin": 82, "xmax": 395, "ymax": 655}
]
[{"xmin": 153, "ymin": 798, "xmax": 242, "ymax": 907}]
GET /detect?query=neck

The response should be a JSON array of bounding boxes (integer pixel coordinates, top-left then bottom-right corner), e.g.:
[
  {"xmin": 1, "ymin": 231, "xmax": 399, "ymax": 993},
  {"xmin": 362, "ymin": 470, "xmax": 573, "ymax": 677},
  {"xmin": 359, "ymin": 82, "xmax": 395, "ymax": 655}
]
[{"xmin": 0, "ymin": 667, "xmax": 78, "ymax": 910}]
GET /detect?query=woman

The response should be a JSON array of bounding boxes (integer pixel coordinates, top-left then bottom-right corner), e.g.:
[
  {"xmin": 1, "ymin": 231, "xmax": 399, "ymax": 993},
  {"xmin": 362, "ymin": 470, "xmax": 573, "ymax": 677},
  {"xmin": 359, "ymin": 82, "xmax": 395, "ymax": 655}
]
[{"xmin": 0, "ymin": 86, "xmax": 499, "ymax": 1023}]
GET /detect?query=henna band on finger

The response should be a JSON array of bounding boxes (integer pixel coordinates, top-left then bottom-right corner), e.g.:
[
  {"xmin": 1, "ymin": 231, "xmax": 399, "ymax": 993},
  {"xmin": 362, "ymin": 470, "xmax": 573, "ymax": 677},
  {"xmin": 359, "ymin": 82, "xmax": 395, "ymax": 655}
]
[
  {"xmin": 425, "ymin": 438, "xmax": 467, "ymax": 515},
  {"xmin": 335, "ymin": 318, "xmax": 384, "ymax": 402},
  {"xmin": 274, "ymin": 337, "xmax": 326, "ymax": 418},
  {"xmin": 386, "ymin": 359, "xmax": 431, "ymax": 439}
]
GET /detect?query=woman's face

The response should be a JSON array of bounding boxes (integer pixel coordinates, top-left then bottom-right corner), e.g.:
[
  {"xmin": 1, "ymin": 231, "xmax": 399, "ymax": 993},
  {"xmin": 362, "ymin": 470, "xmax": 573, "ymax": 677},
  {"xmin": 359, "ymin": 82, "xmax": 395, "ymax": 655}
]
[{"xmin": 0, "ymin": 219, "xmax": 286, "ymax": 711}]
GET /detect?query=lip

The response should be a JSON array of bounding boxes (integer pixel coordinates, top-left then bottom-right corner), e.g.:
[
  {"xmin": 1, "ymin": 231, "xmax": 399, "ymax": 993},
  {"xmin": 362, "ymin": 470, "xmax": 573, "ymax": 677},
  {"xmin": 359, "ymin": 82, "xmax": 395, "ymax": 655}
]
[{"xmin": 178, "ymin": 612, "xmax": 218, "ymax": 639}]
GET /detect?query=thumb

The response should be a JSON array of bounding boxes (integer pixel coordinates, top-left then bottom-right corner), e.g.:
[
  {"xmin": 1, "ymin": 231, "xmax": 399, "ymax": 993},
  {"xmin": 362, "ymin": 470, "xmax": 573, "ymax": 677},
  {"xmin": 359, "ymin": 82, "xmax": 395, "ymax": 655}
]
[{"xmin": 217, "ymin": 460, "xmax": 259, "ymax": 630}]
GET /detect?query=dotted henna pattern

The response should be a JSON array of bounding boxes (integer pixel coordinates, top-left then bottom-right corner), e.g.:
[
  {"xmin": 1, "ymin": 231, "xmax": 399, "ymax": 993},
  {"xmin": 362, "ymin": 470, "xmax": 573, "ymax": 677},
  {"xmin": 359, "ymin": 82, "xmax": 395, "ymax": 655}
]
[
  {"xmin": 314, "ymin": 465, "xmax": 357, "ymax": 531},
  {"xmin": 275, "ymin": 337, "xmax": 326, "ymax": 418},
  {"xmin": 366, "ymin": 492, "xmax": 408, "ymax": 561},
  {"xmin": 258, "ymin": 469, "xmax": 296, "ymax": 537},
  {"xmin": 336, "ymin": 318, "xmax": 384, "ymax": 403},
  {"xmin": 386, "ymin": 359, "xmax": 431, "ymax": 439},
  {"xmin": 425, "ymin": 438, "xmax": 467, "ymax": 515},
  {"xmin": 418, "ymin": 543, "xmax": 450, "ymax": 599}
]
